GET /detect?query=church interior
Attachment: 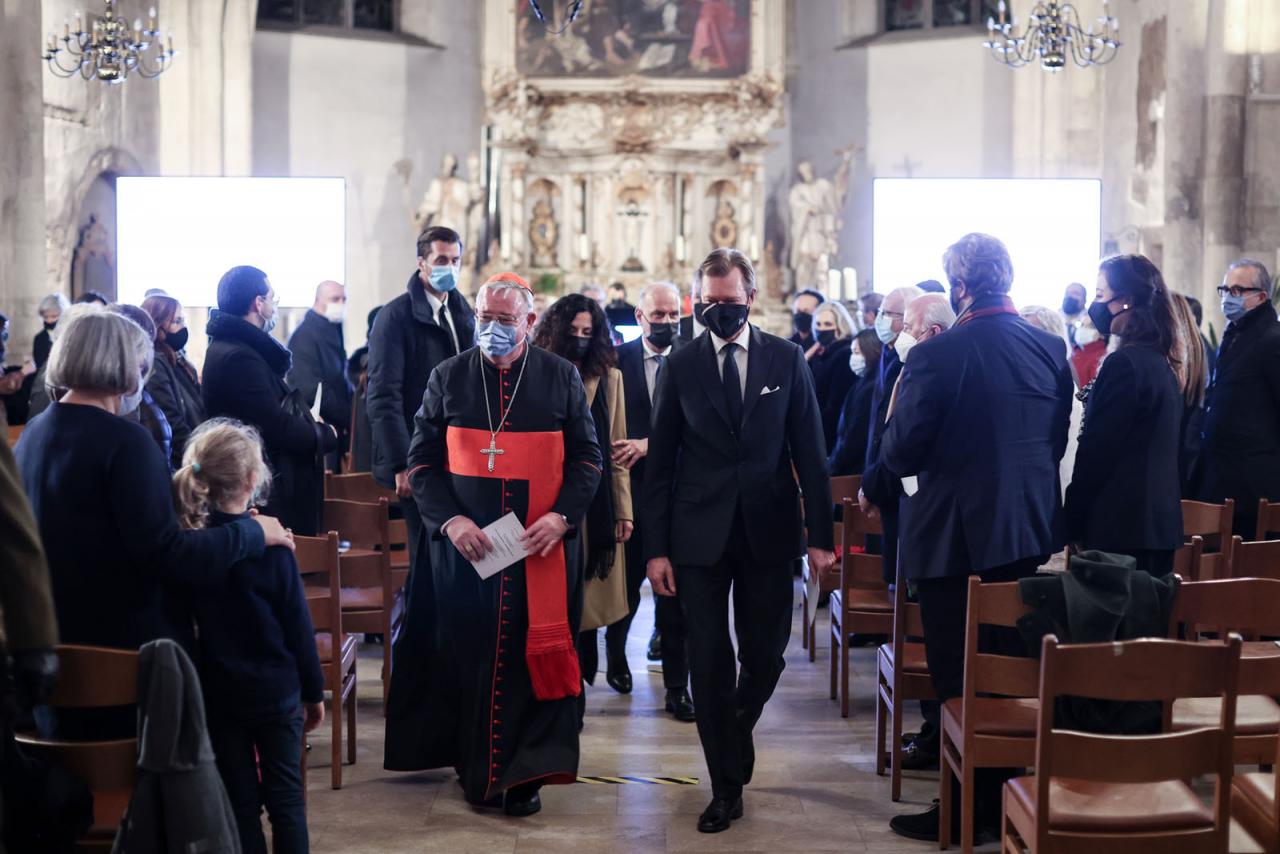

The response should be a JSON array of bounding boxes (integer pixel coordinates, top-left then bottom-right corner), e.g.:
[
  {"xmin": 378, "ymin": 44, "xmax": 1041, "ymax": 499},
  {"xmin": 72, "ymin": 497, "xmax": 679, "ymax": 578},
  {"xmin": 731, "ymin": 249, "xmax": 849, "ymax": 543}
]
[{"xmin": 2, "ymin": 1, "xmax": 1280, "ymax": 852}]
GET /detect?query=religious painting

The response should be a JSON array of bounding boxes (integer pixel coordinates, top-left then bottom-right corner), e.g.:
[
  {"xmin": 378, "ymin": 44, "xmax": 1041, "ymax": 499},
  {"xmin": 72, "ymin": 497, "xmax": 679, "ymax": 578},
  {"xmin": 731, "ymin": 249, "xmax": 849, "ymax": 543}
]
[{"xmin": 517, "ymin": 0, "xmax": 751, "ymax": 78}]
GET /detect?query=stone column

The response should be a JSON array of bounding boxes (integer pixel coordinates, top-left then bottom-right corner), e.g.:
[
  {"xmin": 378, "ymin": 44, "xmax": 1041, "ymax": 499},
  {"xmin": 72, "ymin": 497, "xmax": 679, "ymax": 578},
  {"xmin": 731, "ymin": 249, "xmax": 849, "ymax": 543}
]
[
  {"xmin": 0, "ymin": 0, "xmax": 49, "ymax": 344},
  {"xmin": 1199, "ymin": 0, "xmax": 1249, "ymax": 295},
  {"xmin": 1160, "ymin": 0, "xmax": 1209, "ymax": 299}
]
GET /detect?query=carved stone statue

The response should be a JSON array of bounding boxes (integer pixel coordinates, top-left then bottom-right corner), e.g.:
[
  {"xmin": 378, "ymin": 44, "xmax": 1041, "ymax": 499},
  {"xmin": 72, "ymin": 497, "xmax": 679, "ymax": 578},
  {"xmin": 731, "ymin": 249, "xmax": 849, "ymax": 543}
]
[
  {"xmin": 464, "ymin": 151, "xmax": 487, "ymax": 269},
  {"xmin": 788, "ymin": 146, "xmax": 856, "ymax": 292},
  {"xmin": 400, "ymin": 154, "xmax": 470, "ymax": 236}
]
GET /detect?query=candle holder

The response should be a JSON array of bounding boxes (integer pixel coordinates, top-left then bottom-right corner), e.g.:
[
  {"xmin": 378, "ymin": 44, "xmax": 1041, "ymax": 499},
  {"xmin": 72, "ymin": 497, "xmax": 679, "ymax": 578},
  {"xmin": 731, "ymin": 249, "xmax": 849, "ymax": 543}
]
[{"xmin": 43, "ymin": 0, "xmax": 176, "ymax": 84}]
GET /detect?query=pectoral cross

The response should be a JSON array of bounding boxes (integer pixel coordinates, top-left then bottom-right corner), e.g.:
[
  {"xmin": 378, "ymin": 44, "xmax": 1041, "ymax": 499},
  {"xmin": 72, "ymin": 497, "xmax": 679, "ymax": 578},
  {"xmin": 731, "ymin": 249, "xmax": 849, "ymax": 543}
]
[{"xmin": 481, "ymin": 435, "xmax": 504, "ymax": 472}]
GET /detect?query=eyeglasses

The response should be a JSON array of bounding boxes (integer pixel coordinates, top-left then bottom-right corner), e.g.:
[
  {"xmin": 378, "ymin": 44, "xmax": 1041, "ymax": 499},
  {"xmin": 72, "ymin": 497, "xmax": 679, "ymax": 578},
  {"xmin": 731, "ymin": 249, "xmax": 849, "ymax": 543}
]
[
  {"xmin": 477, "ymin": 312, "xmax": 519, "ymax": 325},
  {"xmin": 1217, "ymin": 285, "xmax": 1265, "ymax": 298},
  {"xmin": 878, "ymin": 309, "xmax": 904, "ymax": 320}
]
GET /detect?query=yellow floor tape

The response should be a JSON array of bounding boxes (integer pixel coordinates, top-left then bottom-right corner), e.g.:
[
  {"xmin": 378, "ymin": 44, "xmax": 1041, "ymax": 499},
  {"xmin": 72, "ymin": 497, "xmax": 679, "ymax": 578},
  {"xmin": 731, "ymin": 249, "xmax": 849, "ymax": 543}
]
[{"xmin": 576, "ymin": 775, "xmax": 698, "ymax": 785}]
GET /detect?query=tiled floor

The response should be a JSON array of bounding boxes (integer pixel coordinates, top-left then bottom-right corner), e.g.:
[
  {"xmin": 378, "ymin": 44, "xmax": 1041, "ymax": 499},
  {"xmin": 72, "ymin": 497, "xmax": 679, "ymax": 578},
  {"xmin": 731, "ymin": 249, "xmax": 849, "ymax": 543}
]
[{"xmin": 300, "ymin": 583, "xmax": 1265, "ymax": 853}]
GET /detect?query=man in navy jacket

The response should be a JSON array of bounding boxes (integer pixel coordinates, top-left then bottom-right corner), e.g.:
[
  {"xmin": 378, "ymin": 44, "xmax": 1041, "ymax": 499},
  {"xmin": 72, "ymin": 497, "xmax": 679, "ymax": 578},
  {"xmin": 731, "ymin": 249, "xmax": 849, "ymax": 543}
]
[{"xmin": 870, "ymin": 233, "xmax": 1073, "ymax": 843}]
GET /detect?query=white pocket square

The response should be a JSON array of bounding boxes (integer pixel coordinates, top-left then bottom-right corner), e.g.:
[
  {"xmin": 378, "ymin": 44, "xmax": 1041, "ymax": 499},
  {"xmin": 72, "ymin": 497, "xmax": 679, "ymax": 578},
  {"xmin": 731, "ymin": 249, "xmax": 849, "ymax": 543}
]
[{"xmin": 760, "ymin": 385, "xmax": 782, "ymax": 397}]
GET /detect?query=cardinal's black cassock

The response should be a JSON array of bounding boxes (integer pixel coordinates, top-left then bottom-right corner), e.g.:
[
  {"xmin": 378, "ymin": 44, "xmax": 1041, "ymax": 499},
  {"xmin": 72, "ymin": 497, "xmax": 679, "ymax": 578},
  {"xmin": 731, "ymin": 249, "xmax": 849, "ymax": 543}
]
[{"xmin": 384, "ymin": 343, "xmax": 602, "ymax": 804}]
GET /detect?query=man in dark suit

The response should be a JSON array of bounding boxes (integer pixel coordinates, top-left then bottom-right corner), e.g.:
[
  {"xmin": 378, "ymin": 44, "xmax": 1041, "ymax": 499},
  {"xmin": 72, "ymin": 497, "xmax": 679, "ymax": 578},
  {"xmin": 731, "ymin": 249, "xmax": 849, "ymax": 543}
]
[
  {"xmin": 677, "ymin": 283, "xmax": 706, "ymax": 342},
  {"xmin": 644, "ymin": 249, "xmax": 836, "ymax": 834},
  {"xmin": 1194, "ymin": 259, "xmax": 1280, "ymax": 537},
  {"xmin": 367, "ymin": 226, "xmax": 476, "ymax": 569},
  {"xmin": 609, "ymin": 282, "xmax": 694, "ymax": 723},
  {"xmin": 868, "ymin": 233, "xmax": 1073, "ymax": 843}
]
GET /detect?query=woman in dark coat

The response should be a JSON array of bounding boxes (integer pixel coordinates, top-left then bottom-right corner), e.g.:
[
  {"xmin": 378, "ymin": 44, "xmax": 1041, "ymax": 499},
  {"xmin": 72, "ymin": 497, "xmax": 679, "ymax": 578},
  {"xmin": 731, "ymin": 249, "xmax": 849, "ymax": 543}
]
[
  {"xmin": 143, "ymin": 294, "xmax": 205, "ymax": 467},
  {"xmin": 1065, "ymin": 255, "xmax": 1184, "ymax": 576},
  {"xmin": 828, "ymin": 329, "xmax": 883, "ymax": 477},
  {"xmin": 202, "ymin": 266, "xmax": 338, "ymax": 536},
  {"xmin": 14, "ymin": 307, "xmax": 294, "ymax": 735},
  {"xmin": 806, "ymin": 300, "xmax": 858, "ymax": 454}
]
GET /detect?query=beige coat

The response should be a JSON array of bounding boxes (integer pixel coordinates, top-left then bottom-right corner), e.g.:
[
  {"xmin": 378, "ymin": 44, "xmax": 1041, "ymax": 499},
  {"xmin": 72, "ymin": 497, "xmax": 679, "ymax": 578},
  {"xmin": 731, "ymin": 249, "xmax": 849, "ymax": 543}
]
[{"xmin": 579, "ymin": 367, "xmax": 633, "ymax": 631}]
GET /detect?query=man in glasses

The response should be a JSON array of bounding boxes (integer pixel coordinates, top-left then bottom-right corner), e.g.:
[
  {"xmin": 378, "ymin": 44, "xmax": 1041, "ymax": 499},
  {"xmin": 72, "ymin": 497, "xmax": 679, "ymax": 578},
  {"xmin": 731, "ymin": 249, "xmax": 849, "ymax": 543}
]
[{"xmin": 1193, "ymin": 259, "xmax": 1280, "ymax": 537}]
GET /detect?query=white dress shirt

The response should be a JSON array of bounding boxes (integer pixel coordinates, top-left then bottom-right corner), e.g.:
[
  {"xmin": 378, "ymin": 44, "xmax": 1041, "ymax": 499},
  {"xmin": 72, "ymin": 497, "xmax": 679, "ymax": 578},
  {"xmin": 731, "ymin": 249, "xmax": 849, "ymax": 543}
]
[
  {"xmin": 424, "ymin": 288, "xmax": 460, "ymax": 353},
  {"xmin": 642, "ymin": 338, "xmax": 673, "ymax": 403},
  {"xmin": 710, "ymin": 323, "xmax": 751, "ymax": 398}
]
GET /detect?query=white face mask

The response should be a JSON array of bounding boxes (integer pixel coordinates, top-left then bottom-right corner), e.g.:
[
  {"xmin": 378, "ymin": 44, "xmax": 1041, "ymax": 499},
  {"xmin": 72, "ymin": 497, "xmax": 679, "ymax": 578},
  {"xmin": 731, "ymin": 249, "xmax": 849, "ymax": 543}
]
[
  {"xmin": 895, "ymin": 331, "xmax": 920, "ymax": 362},
  {"xmin": 849, "ymin": 351, "xmax": 867, "ymax": 376},
  {"xmin": 323, "ymin": 302, "xmax": 346, "ymax": 324},
  {"xmin": 119, "ymin": 386, "xmax": 144, "ymax": 416}
]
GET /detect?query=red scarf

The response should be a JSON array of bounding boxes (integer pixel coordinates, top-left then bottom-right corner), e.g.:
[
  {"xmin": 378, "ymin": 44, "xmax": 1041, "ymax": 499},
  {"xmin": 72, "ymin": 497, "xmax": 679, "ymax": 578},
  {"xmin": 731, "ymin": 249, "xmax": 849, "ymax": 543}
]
[{"xmin": 956, "ymin": 295, "xmax": 1019, "ymax": 326}]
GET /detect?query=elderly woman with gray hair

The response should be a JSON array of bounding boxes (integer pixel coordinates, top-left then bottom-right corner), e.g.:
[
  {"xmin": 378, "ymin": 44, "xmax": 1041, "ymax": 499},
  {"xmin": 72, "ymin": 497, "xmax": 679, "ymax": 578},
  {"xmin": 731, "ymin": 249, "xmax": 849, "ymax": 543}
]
[{"xmin": 15, "ymin": 306, "xmax": 294, "ymax": 690}]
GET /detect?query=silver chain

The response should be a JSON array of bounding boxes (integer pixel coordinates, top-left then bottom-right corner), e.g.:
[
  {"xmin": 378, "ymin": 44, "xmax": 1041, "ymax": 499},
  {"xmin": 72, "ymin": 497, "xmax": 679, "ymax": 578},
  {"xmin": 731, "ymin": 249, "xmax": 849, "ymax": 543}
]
[{"xmin": 480, "ymin": 344, "xmax": 531, "ymax": 442}]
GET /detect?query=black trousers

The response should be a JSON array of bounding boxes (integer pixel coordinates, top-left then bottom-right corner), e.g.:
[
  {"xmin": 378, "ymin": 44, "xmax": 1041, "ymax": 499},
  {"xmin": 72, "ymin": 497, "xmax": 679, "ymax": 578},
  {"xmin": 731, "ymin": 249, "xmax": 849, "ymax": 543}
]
[
  {"xmin": 915, "ymin": 557, "xmax": 1043, "ymax": 822},
  {"xmin": 402, "ymin": 494, "xmax": 424, "ymax": 583},
  {"xmin": 209, "ymin": 709, "xmax": 308, "ymax": 854},
  {"xmin": 677, "ymin": 511, "xmax": 792, "ymax": 801},
  {"xmin": 606, "ymin": 531, "xmax": 690, "ymax": 690}
]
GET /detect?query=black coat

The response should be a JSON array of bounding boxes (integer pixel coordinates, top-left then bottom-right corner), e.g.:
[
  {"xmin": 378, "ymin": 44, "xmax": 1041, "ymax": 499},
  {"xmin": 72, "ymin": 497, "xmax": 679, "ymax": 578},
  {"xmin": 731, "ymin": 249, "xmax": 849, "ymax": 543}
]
[
  {"xmin": 146, "ymin": 350, "xmax": 204, "ymax": 468},
  {"xmin": 880, "ymin": 302, "xmax": 1073, "ymax": 580},
  {"xmin": 1194, "ymin": 301, "xmax": 1280, "ymax": 534},
  {"xmin": 287, "ymin": 309, "xmax": 354, "ymax": 436},
  {"xmin": 865, "ymin": 345, "xmax": 903, "ymax": 471},
  {"xmin": 808, "ymin": 336, "xmax": 855, "ymax": 454},
  {"xmin": 366, "ymin": 272, "xmax": 475, "ymax": 489},
  {"xmin": 642, "ymin": 327, "xmax": 834, "ymax": 568},
  {"xmin": 1065, "ymin": 345, "xmax": 1184, "ymax": 551},
  {"xmin": 616, "ymin": 336, "xmax": 683, "ymax": 490},
  {"xmin": 14, "ymin": 403, "xmax": 265, "ymax": 651},
  {"xmin": 32, "ymin": 329, "xmax": 52, "ymax": 370},
  {"xmin": 828, "ymin": 373, "xmax": 875, "ymax": 477},
  {"xmin": 202, "ymin": 310, "xmax": 336, "ymax": 535}
]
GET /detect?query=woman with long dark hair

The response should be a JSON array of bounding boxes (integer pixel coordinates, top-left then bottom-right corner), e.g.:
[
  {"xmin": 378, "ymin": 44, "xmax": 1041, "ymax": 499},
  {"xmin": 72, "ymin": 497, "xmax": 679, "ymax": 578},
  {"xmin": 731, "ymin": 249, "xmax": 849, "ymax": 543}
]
[
  {"xmin": 1065, "ymin": 254, "xmax": 1184, "ymax": 575},
  {"xmin": 531, "ymin": 294, "xmax": 634, "ymax": 716},
  {"xmin": 827, "ymin": 328, "xmax": 883, "ymax": 476},
  {"xmin": 142, "ymin": 294, "xmax": 205, "ymax": 467}
]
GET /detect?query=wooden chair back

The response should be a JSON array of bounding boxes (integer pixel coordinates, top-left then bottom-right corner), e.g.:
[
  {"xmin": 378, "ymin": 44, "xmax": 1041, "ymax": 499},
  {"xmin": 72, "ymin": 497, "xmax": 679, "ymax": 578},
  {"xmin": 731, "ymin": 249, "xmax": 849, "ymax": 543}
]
[
  {"xmin": 1173, "ymin": 535, "xmax": 1205, "ymax": 581},
  {"xmin": 962, "ymin": 577, "xmax": 1039, "ymax": 701},
  {"xmin": 1170, "ymin": 578, "xmax": 1280, "ymax": 641},
  {"xmin": 323, "ymin": 497, "xmax": 393, "ymax": 594},
  {"xmin": 1183, "ymin": 498, "xmax": 1234, "ymax": 553},
  {"xmin": 1028, "ymin": 635, "xmax": 1240, "ymax": 852},
  {"xmin": 1256, "ymin": 498, "xmax": 1280, "ymax": 541},
  {"xmin": 840, "ymin": 493, "xmax": 882, "ymax": 551},
  {"xmin": 15, "ymin": 645, "xmax": 141, "ymax": 844},
  {"xmin": 1227, "ymin": 536, "xmax": 1280, "ymax": 581},
  {"xmin": 325, "ymin": 472, "xmax": 396, "ymax": 504},
  {"xmin": 295, "ymin": 532, "xmax": 343, "ymax": 635},
  {"xmin": 831, "ymin": 474, "xmax": 860, "ymax": 509}
]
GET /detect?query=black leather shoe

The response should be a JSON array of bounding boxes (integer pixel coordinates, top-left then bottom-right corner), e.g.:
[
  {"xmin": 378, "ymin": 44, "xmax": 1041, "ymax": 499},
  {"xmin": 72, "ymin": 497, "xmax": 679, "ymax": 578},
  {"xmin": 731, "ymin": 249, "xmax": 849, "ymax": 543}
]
[
  {"xmin": 504, "ymin": 785, "xmax": 543, "ymax": 817},
  {"xmin": 647, "ymin": 628, "xmax": 662, "ymax": 661},
  {"xmin": 605, "ymin": 658, "xmax": 632, "ymax": 694},
  {"xmin": 697, "ymin": 797, "xmax": 743, "ymax": 833},
  {"xmin": 889, "ymin": 800, "xmax": 982, "ymax": 844},
  {"xmin": 896, "ymin": 738, "xmax": 940, "ymax": 771},
  {"xmin": 847, "ymin": 632, "xmax": 887, "ymax": 648},
  {"xmin": 664, "ymin": 688, "xmax": 695, "ymax": 722}
]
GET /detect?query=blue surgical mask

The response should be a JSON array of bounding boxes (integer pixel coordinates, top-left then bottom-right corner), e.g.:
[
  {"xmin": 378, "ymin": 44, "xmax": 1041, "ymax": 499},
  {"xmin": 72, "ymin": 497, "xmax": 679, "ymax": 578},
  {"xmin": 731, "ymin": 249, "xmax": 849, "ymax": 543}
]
[
  {"xmin": 475, "ymin": 319, "xmax": 520, "ymax": 358},
  {"xmin": 849, "ymin": 351, "xmax": 867, "ymax": 376},
  {"xmin": 874, "ymin": 311, "xmax": 895, "ymax": 344},
  {"xmin": 429, "ymin": 265, "xmax": 458, "ymax": 293},
  {"xmin": 1222, "ymin": 294, "xmax": 1248, "ymax": 323}
]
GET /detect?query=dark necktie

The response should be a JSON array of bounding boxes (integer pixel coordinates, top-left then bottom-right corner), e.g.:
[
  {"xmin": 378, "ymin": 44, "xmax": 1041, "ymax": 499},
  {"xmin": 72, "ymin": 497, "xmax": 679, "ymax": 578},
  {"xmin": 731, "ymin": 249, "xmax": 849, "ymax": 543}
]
[
  {"xmin": 721, "ymin": 343, "xmax": 742, "ymax": 429},
  {"xmin": 438, "ymin": 303, "xmax": 456, "ymax": 355},
  {"xmin": 651, "ymin": 354, "xmax": 666, "ymax": 402}
]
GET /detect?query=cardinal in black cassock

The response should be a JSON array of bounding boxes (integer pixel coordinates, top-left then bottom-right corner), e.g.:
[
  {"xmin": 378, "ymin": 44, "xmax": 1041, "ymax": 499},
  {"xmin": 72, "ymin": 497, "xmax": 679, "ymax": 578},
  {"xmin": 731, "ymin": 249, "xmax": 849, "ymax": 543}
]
[{"xmin": 384, "ymin": 273, "xmax": 602, "ymax": 815}]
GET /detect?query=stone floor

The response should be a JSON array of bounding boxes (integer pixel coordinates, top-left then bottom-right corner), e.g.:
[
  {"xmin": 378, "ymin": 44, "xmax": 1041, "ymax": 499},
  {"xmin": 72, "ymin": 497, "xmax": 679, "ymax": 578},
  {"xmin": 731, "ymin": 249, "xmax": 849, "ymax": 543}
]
[{"xmin": 300, "ymin": 582, "xmax": 1265, "ymax": 853}]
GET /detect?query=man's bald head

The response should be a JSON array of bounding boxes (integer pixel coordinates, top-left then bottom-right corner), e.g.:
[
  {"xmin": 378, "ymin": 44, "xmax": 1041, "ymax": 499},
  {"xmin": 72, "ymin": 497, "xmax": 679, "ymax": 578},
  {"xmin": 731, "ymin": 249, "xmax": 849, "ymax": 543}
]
[
  {"xmin": 313, "ymin": 280, "xmax": 347, "ymax": 320},
  {"xmin": 904, "ymin": 293, "xmax": 956, "ymax": 341}
]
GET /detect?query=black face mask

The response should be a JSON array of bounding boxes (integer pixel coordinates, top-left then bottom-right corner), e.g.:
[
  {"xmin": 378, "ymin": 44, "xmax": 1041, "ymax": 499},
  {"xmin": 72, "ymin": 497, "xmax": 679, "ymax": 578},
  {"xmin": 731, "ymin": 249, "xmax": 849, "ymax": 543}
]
[
  {"xmin": 1087, "ymin": 299, "xmax": 1118, "ymax": 338},
  {"xmin": 702, "ymin": 303, "xmax": 750, "ymax": 340},
  {"xmin": 816, "ymin": 329, "xmax": 837, "ymax": 348},
  {"xmin": 793, "ymin": 311, "xmax": 814, "ymax": 336},
  {"xmin": 646, "ymin": 321, "xmax": 677, "ymax": 350},
  {"xmin": 165, "ymin": 326, "xmax": 189, "ymax": 352},
  {"xmin": 693, "ymin": 302, "xmax": 708, "ymax": 325},
  {"xmin": 43, "ymin": 321, "xmax": 57, "ymax": 332},
  {"xmin": 1062, "ymin": 295, "xmax": 1084, "ymax": 316},
  {"xmin": 570, "ymin": 336, "xmax": 592, "ymax": 360}
]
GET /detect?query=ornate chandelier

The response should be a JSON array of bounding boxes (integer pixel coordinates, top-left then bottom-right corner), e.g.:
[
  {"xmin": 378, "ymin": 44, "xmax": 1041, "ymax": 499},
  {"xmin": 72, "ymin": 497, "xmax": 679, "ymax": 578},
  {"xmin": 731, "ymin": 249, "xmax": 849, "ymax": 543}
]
[
  {"xmin": 42, "ymin": 0, "xmax": 175, "ymax": 84},
  {"xmin": 983, "ymin": 0, "xmax": 1120, "ymax": 71}
]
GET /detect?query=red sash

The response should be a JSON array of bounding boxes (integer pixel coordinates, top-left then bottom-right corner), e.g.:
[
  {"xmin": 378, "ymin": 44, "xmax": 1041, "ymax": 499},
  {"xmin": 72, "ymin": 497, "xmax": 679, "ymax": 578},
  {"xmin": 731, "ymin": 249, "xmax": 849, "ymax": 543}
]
[{"xmin": 446, "ymin": 426, "xmax": 581, "ymax": 701}]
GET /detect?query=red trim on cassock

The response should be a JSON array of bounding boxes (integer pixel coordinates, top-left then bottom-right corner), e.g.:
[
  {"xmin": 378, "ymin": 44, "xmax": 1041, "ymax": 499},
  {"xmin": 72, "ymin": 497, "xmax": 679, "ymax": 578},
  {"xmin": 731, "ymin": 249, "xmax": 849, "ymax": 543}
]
[{"xmin": 446, "ymin": 426, "xmax": 581, "ymax": 702}]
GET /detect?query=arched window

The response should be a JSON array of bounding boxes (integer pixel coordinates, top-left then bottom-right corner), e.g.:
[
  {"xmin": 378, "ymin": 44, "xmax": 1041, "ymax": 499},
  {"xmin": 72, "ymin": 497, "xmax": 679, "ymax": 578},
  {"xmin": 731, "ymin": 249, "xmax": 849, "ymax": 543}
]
[{"xmin": 258, "ymin": 0, "xmax": 394, "ymax": 33}]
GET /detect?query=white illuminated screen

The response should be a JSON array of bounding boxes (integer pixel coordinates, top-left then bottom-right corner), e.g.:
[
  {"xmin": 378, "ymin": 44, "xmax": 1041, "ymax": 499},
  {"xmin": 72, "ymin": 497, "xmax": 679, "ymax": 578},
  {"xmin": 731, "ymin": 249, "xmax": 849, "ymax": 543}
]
[
  {"xmin": 116, "ymin": 177, "xmax": 345, "ymax": 307},
  {"xmin": 872, "ymin": 179, "xmax": 1101, "ymax": 308}
]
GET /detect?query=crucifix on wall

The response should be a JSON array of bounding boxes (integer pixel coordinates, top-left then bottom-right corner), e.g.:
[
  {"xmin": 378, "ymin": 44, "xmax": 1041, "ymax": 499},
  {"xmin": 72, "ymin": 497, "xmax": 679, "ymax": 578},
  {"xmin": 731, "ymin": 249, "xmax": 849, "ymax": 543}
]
[{"xmin": 896, "ymin": 154, "xmax": 922, "ymax": 178}]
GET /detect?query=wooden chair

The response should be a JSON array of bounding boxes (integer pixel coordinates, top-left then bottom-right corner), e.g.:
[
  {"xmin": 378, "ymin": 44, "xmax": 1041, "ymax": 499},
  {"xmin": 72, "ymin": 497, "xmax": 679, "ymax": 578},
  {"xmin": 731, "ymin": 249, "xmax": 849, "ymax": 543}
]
[
  {"xmin": 1226, "ymin": 536, "xmax": 1280, "ymax": 581},
  {"xmin": 295, "ymin": 532, "xmax": 358, "ymax": 790},
  {"xmin": 1168, "ymin": 578, "xmax": 1280, "ymax": 766},
  {"xmin": 15, "ymin": 645, "xmax": 139, "ymax": 851},
  {"xmin": 324, "ymin": 472, "xmax": 409, "ymax": 590},
  {"xmin": 1172, "ymin": 535, "xmax": 1204, "ymax": 580},
  {"xmin": 323, "ymin": 497, "xmax": 394, "ymax": 706},
  {"xmin": 1256, "ymin": 498, "xmax": 1280, "ymax": 541},
  {"xmin": 940, "ymin": 577, "xmax": 1039, "ymax": 853},
  {"xmin": 1001, "ymin": 635, "xmax": 1241, "ymax": 854},
  {"xmin": 875, "ymin": 565, "xmax": 935, "ymax": 801},
  {"xmin": 1232, "ymin": 655, "xmax": 1280, "ymax": 854},
  {"xmin": 829, "ymin": 496, "xmax": 891, "ymax": 718},
  {"xmin": 803, "ymin": 475, "xmax": 860, "ymax": 660},
  {"xmin": 1182, "ymin": 498, "xmax": 1235, "ymax": 579}
]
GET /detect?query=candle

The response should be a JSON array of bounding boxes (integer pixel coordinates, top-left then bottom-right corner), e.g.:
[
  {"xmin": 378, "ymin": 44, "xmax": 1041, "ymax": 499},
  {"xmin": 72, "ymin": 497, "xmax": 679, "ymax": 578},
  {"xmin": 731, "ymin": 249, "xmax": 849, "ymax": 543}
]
[
  {"xmin": 827, "ymin": 268, "xmax": 842, "ymax": 301},
  {"xmin": 578, "ymin": 234, "xmax": 590, "ymax": 263},
  {"xmin": 843, "ymin": 267, "xmax": 858, "ymax": 297},
  {"xmin": 748, "ymin": 234, "xmax": 759, "ymax": 259},
  {"xmin": 675, "ymin": 235, "xmax": 686, "ymax": 263}
]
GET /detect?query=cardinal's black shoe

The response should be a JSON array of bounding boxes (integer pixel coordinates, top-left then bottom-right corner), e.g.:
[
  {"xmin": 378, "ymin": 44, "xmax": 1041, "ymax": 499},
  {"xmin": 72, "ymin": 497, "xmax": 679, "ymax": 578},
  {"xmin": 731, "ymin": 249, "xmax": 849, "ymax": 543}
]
[
  {"xmin": 697, "ymin": 797, "xmax": 744, "ymax": 833},
  {"xmin": 664, "ymin": 688, "xmax": 695, "ymax": 722},
  {"xmin": 503, "ymin": 784, "xmax": 543, "ymax": 817}
]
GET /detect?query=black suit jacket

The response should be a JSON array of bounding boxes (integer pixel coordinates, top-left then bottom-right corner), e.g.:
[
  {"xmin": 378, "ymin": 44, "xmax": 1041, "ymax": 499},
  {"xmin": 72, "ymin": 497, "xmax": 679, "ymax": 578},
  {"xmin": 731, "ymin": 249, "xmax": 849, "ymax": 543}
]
[
  {"xmin": 678, "ymin": 315, "xmax": 695, "ymax": 342},
  {"xmin": 643, "ymin": 326, "xmax": 834, "ymax": 568},
  {"xmin": 881, "ymin": 305, "xmax": 1072, "ymax": 580},
  {"xmin": 616, "ymin": 336, "xmax": 682, "ymax": 489},
  {"xmin": 1065, "ymin": 344, "xmax": 1183, "ymax": 551}
]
